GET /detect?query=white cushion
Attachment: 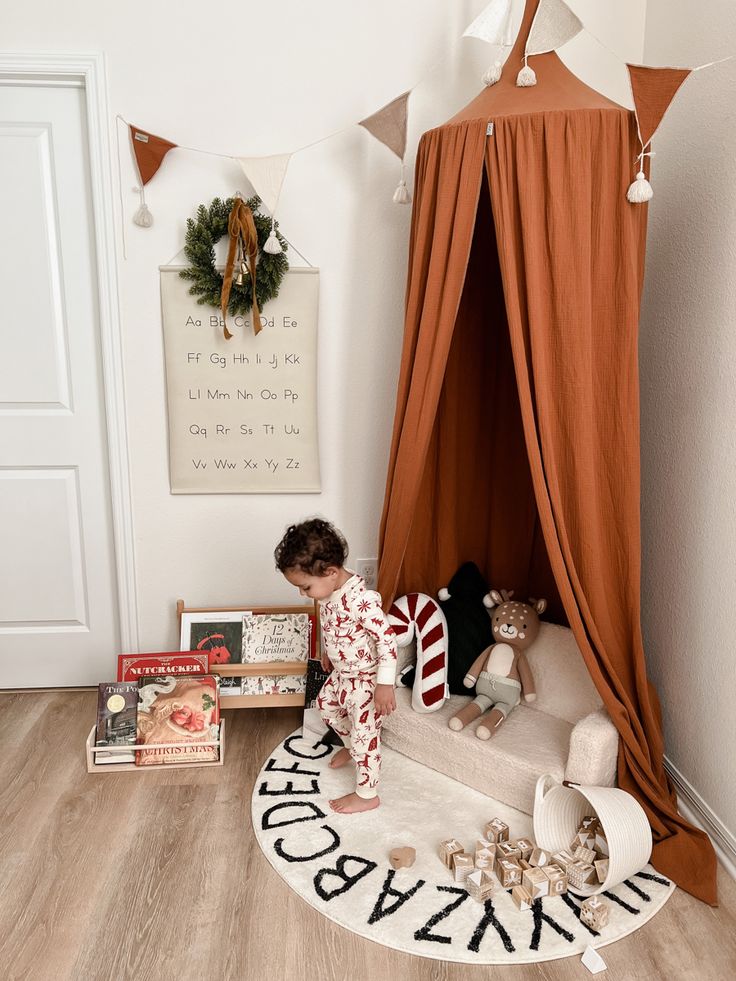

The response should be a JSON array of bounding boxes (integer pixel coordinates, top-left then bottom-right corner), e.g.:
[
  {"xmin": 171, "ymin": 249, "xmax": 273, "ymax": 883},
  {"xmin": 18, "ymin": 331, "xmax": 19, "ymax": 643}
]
[{"xmin": 524, "ymin": 622, "xmax": 603, "ymax": 725}]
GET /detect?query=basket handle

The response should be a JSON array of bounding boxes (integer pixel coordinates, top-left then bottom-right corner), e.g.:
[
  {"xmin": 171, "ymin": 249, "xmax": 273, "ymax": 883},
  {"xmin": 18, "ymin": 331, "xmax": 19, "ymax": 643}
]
[{"xmin": 534, "ymin": 773, "xmax": 559, "ymax": 812}]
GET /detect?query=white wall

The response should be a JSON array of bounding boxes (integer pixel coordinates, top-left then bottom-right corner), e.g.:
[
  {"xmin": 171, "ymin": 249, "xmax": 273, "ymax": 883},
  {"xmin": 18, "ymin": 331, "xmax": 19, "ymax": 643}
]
[
  {"xmin": 640, "ymin": 1, "xmax": 736, "ymax": 841},
  {"xmin": 3, "ymin": 0, "xmax": 644, "ymax": 651}
]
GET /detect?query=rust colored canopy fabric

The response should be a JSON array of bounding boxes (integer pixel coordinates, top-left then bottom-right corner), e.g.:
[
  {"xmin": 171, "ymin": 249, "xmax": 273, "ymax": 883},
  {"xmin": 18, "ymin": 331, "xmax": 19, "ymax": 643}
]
[{"xmin": 377, "ymin": 0, "xmax": 717, "ymax": 905}]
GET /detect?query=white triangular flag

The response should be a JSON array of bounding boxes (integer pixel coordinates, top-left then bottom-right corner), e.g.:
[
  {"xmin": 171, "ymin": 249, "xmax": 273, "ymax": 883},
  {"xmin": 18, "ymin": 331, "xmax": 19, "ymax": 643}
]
[
  {"xmin": 236, "ymin": 153, "xmax": 292, "ymax": 218},
  {"xmin": 463, "ymin": 0, "xmax": 513, "ymax": 44},
  {"xmin": 526, "ymin": 0, "xmax": 583, "ymax": 56}
]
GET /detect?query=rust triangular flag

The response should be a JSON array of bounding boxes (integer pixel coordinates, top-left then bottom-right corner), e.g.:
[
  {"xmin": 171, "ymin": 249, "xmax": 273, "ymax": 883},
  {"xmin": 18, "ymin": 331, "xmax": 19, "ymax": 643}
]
[
  {"xmin": 359, "ymin": 91, "xmax": 410, "ymax": 161},
  {"xmin": 627, "ymin": 65, "xmax": 692, "ymax": 147},
  {"xmin": 129, "ymin": 124, "xmax": 177, "ymax": 185}
]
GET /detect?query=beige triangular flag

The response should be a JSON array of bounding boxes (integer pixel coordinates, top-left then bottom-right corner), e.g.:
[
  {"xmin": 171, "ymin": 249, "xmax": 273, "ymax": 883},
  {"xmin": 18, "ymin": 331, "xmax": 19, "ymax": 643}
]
[
  {"xmin": 526, "ymin": 0, "xmax": 583, "ymax": 56},
  {"xmin": 236, "ymin": 153, "xmax": 292, "ymax": 217},
  {"xmin": 359, "ymin": 91, "xmax": 411, "ymax": 161},
  {"xmin": 463, "ymin": 0, "xmax": 513, "ymax": 44},
  {"xmin": 626, "ymin": 64, "xmax": 692, "ymax": 148}
]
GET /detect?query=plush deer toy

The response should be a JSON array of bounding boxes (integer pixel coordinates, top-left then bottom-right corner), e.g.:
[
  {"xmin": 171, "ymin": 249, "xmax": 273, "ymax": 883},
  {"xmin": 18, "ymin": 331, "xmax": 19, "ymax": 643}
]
[{"xmin": 448, "ymin": 589, "xmax": 546, "ymax": 740}]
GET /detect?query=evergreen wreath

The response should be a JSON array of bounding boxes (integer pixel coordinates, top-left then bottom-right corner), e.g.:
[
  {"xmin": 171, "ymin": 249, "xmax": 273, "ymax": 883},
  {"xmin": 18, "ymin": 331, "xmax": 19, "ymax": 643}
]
[{"xmin": 179, "ymin": 196, "xmax": 289, "ymax": 314}]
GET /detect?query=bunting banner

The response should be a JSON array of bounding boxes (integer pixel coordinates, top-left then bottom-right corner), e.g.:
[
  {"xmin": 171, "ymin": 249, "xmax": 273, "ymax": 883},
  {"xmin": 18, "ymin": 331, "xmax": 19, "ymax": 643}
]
[
  {"xmin": 236, "ymin": 153, "xmax": 293, "ymax": 253},
  {"xmin": 625, "ymin": 64, "xmax": 692, "ymax": 203},
  {"xmin": 359, "ymin": 92, "xmax": 412, "ymax": 203},
  {"xmin": 463, "ymin": 0, "xmax": 515, "ymax": 86},
  {"xmin": 128, "ymin": 124, "xmax": 177, "ymax": 227},
  {"xmin": 526, "ymin": 0, "xmax": 583, "ymax": 55},
  {"xmin": 117, "ymin": 4, "xmax": 733, "ymax": 225}
]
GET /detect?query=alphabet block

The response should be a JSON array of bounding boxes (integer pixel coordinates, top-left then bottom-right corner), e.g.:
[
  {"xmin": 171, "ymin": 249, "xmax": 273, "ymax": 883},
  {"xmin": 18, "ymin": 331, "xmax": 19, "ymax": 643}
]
[
  {"xmin": 580, "ymin": 896, "xmax": 610, "ymax": 930},
  {"xmin": 466, "ymin": 868, "xmax": 495, "ymax": 902},
  {"xmin": 485, "ymin": 818, "xmax": 509, "ymax": 843},
  {"xmin": 497, "ymin": 859, "xmax": 523, "ymax": 889},
  {"xmin": 594, "ymin": 858, "xmax": 609, "ymax": 883},
  {"xmin": 566, "ymin": 860, "xmax": 597, "ymax": 889},
  {"xmin": 514, "ymin": 837, "xmax": 535, "ymax": 861},
  {"xmin": 551, "ymin": 849, "xmax": 576, "ymax": 871},
  {"xmin": 511, "ymin": 884, "xmax": 533, "ymax": 910},
  {"xmin": 439, "ymin": 838, "xmax": 464, "ymax": 868},
  {"xmin": 453, "ymin": 852, "xmax": 475, "ymax": 882},
  {"xmin": 574, "ymin": 845, "xmax": 597, "ymax": 865},
  {"xmin": 543, "ymin": 863, "xmax": 568, "ymax": 895},
  {"xmin": 529, "ymin": 847, "xmax": 550, "ymax": 867},
  {"xmin": 522, "ymin": 866, "xmax": 550, "ymax": 899},
  {"xmin": 496, "ymin": 840, "xmax": 522, "ymax": 863}
]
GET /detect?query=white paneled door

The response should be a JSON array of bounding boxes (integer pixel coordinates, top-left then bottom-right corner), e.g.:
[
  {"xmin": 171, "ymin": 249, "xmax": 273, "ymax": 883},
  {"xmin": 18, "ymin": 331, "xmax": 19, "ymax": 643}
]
[{"xmin": 0, "ymin": 80, "xmax": 121, "ymax": 686}]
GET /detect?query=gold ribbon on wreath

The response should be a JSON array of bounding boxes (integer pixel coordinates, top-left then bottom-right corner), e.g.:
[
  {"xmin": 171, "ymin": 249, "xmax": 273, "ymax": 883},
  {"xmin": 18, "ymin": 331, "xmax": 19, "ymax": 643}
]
[{"xmin": 220, "ymin": 195, "xmax": 262, "ymax": 339}]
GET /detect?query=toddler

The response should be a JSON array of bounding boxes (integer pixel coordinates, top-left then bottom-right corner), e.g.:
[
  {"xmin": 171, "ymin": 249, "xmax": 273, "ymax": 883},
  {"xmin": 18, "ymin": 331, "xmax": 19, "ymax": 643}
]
[{"xmin": 275, "ymin": 518, "xmax": 397, "ymax": 813}]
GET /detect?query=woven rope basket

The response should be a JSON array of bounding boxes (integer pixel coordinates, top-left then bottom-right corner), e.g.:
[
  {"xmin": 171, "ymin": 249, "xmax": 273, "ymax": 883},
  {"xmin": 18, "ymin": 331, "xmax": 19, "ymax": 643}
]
[{"xmin": 532, "ymin": 774, "xmax": 653, "ymax": 896}]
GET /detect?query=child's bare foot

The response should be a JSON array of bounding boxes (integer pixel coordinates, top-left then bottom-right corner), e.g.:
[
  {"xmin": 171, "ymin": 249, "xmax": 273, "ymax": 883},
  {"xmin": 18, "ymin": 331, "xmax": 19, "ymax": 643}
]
[
  {"xmin": 328, "ymin": 747, "xmax": 352, "ymax": 769},
  {"xmin": 329, "ymin": 792, "xmax": 380, "ymax": 813}
]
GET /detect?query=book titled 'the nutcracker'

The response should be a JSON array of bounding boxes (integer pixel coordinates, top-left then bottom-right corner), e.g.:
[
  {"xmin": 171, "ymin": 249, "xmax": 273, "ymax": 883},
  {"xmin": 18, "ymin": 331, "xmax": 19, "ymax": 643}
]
[
  {"xmin": 117, "ymin": 651, "xmax": 210, "ymax": 682},
  {"xmin": 136, "ymin": 675, "xmax": 220, "ymax": 766}
]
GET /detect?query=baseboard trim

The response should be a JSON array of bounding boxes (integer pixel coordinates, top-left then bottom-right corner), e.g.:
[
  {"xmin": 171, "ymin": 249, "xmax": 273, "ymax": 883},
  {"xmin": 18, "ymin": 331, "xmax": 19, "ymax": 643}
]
[{"xmin": 664, "ymin": 755, "xmax": 736, "ymax": 881}]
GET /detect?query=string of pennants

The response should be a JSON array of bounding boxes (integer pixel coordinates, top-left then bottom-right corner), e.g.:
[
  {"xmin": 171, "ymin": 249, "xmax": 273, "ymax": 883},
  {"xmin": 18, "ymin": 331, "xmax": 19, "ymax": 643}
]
[{"xmin": 122, "ymin": 0, "xmax": 732, "ymax": 226}]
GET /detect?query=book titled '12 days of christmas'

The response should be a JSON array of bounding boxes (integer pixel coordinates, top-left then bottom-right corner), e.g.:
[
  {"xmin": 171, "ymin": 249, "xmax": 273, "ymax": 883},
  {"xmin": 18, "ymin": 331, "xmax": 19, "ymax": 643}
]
[{"xmin": 135, "ymin": 675, "xmax": 220, "ymax": 766}]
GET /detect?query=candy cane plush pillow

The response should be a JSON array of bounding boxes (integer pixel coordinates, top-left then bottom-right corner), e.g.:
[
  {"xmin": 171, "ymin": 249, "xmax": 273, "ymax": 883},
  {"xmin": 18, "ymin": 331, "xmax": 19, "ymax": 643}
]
[{"xmin": 388, "ymin": 593, "xmax": 449, "ymax": 713}]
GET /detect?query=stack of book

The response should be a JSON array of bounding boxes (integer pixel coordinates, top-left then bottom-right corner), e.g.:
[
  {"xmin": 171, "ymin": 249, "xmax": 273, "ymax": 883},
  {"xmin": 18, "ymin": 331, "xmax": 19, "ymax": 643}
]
[{"xmin": 94, "ymin": 654, "xmax": 220, "ymax": 766}]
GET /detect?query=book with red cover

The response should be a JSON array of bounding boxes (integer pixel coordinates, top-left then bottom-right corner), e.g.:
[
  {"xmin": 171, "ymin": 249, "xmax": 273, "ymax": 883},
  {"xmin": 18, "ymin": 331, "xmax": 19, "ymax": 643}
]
[
  {"xmin": 117, "ymin": 651, "xmax": 209, "ymax": 682},
  {"xmin": 136, "ymin": 675, "xmax": 220, "ymax": 766}
]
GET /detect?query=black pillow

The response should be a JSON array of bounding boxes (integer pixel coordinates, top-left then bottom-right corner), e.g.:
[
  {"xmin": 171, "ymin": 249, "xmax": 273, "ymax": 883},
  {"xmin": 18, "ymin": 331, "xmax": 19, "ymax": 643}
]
[{"xmin": 440, "ymin": 562, "xmax": 495, "ymax": 695}]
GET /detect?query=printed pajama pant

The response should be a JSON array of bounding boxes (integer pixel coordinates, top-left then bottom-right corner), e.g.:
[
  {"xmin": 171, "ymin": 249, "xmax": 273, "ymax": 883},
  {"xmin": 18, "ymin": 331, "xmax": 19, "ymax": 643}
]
[{"xmin": 317, "ymin": 673, "xmax": 383, "ymax": 799}]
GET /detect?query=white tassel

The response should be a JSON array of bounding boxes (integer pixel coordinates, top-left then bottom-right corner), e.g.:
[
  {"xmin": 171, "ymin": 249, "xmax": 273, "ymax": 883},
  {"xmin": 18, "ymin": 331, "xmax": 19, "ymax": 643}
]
[
  {"xmin": 438, "ymin": 588, "xmax": 450, "ymax": 602},
  {"xmin": 482, "ymin": 60, "xmax": 503, "ymax": 87},
  {"xmin": 627, "ymin": 171, "xmax": 654, "ymax": 203},
  {"xmin": 132, "ymin": 186, "xmax": 153, "ymax": 227},
  {"xmin": 133, "ymin": 202, "xmax": 153, "ymax": 227},
  {"xmin": 516, "ymin": 60, "xmax": 537, "ymax": 87},
  {"xmin": 263, "ymin": 220, "xmax": 283, "ymax": 254},
  {"xmin": 393, "ymin": 179, "xmax": 412, "ymax": 204}
]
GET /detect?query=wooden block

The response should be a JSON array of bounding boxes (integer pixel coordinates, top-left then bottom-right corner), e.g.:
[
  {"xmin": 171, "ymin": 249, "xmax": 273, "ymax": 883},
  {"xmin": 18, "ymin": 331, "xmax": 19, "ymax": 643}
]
[
  {"xmin": 474, "ymin": 850, "xmax": 495, "ymax": 871},
  {"xmin": 574, "ymin": 845, "xmax": 597, "ymax": 865},
  {"xmin": 485, "ymin": 818, "xmax": 509, "ymax": 843},
  {"xmin": 389, "ymin": 846, "xmax": 416, "ymax": 870},
  {"xmin": 580, "ymin": 896, "xmax": 610, "ymax": 930},
  {"xmin": 498, "ymin": 859, "xmax": 523, "ymax": 889},
  {"xmin": 511, "ymin": 884, "xmax": 533, "ymax": 910},
  {"xmin": 522, "ymin": 866, "xmax": 550, "ymax": 899},
  {"xmin": 475, "ymin": 840, "xmax": 496, "ymax": 863},
  {"xmin": 529, "ymin": 848, "xmax": 550, "ymax": 867},
  {"xmin": 571, "ymin": 830, "xmax": 596, "ymax": 851},
  {"xmin": 518, "ymin": 858, "xmax": 531, "ymax": 871},
  {"xmin": 453, "ymin": 852, "xmax": 474, "ymax": 882},
  {"xmin": 496, "ymin": 841, "xmax": 522, "ymax": 863},
  {"xmin": 594, "ymin": 831, "xmax": 609, "ymax": 857},
  {"xmin": 580, "ymin": 815, "xmax": 600, "ymax": 835},
  {"xmin": 439, "ymin": 838, "xmax": 464, "ymax": 868},
  {"xmin": 594, "ymin": 858, "xmax": 609, "ymax": 883},
  {"xmin": 567, "ymin": 860, "xmax": 597, "ymax": 888},
  {"xmin": 514, "ymin": 837, "xmax": 535, "ymax": 861},
  {"xmin": 551, "ymin": 849, "xmax": 576, "ymax": 871},
  {"xmin": 544, "ymin": 864, "xmax": 568, "ymax": 895},
  {"xmin": 466, "ymin": 868, "xmax": 495, "ymax": 902}
]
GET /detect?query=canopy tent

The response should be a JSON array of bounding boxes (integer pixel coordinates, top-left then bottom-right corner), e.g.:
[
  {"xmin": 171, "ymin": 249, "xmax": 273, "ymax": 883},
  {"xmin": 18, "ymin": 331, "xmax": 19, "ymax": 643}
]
[{"xmin": 377, "ymin": 0, "xmax": 717, "ymax": 905}]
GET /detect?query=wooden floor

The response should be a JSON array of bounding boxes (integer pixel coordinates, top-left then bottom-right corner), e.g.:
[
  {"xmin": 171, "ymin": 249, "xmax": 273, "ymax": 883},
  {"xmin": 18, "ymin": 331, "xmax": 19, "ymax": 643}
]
[{"xmin": 1, "ymin": 691, "xmax": 735, "ymax": 981}]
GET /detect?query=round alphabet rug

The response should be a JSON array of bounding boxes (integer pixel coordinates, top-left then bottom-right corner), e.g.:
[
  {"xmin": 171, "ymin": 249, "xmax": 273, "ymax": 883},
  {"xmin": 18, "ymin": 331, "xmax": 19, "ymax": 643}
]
[{"xmin": 251, "ymin": 730, "xmax": 675, "ymax": 965}]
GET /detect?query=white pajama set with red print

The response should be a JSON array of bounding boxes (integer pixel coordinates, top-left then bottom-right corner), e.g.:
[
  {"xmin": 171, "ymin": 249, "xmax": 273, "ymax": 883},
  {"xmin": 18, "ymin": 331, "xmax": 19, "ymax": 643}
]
[{"xmin": 316, "ymin": 575, "xmax": 397, "ymax": 799}]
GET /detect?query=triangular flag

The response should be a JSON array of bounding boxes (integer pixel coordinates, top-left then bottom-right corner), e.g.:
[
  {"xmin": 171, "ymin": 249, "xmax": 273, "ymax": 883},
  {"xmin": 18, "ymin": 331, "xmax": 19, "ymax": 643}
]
[
  {"xmin": 526, "ymin": 0, "xmax": 583, "ymax": 56},
  {"xmin": 463, "ymin": 0, "xmax": 513, "ymax": 45},
  {"xmin": 236, "ymin": 153, "xmax": 293, "ymax": 218},
  {"xmin": 627, "ymin": 64, "xmax": 692, "ymax": 148},
  {"xmin": 359, "ymin": 91, "xmax": 411, "ymax": 161},
  {"xmin": 129, "ymin": 125, "xmax": 177, "ymax": 186}
]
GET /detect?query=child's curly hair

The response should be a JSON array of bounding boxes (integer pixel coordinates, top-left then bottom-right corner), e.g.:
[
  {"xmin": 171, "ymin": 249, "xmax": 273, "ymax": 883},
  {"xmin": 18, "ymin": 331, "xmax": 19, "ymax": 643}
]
[{"xmin": 274, "ymin": 518, "xmax": 348, "ymax": 575}]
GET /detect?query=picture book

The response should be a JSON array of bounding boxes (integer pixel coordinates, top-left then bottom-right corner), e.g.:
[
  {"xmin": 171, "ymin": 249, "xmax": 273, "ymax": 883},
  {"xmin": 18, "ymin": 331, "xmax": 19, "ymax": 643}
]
[
  {"xmin": 117, "ymin": 651, "xmax": 209, "ymax": 682},
  {"xmin": 95, "ymin": 682, "xmax": 139, "ymax": 763},
  {"xmin": 241, "ymin": 611, "xmax": 312, "ymax": 696},
  {"xmin": 179, "ymin": 611, "xmax": 245, "ymax": 696},
  {"xmin": 136, "ymin": 675, "xmax": 220, "ymax": 766}
]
